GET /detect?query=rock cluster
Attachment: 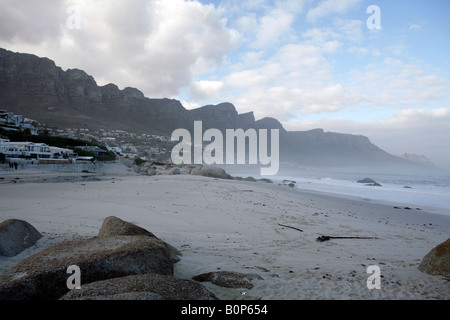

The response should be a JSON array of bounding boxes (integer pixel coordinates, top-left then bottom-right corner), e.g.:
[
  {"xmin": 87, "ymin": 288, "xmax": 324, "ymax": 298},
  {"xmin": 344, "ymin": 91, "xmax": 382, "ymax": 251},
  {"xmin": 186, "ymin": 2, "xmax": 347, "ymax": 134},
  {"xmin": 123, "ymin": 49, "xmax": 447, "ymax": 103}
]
[
  {"xmin": 133, "ymin": 162, "xmax": 231, "ymax": 180},
  {"xmin": 132, "ymin": 162, "xmax": 273, "ymax": 185},
  {"xmin": 0, "ymin": 217, "xmax": 215, "ymax": 300}
]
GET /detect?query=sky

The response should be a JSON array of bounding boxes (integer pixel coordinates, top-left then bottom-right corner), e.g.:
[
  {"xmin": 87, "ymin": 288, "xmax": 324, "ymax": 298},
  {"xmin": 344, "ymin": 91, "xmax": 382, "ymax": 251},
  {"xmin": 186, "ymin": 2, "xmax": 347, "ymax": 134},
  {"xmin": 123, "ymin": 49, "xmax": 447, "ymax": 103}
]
[{"xmin": 0, "ymin": 0, "xmax": 449, "ymax": 170}]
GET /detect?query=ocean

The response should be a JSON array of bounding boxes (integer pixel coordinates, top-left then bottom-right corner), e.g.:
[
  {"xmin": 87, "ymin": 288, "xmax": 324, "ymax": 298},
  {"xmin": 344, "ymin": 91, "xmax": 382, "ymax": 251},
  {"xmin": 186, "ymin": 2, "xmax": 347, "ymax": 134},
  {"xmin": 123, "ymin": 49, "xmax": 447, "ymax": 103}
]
[{"xmin": 222, "ymin": 164, "xmax": 450, "ymax": 217}]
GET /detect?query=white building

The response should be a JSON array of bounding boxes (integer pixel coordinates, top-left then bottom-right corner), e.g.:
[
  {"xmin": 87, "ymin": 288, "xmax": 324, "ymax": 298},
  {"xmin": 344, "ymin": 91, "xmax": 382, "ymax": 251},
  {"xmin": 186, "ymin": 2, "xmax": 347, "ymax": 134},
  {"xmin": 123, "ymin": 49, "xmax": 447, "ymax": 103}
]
[
  {"xmin": 48, "ymin": 146, "xmax": 75, "ymax": 159},
  {"xmin": 0, "ymin": 140, "xmax": 52, "ymax": 158},
  {"xmin": 0, "ymin": 110, "xmax": 38, "ymax": 135},
  {"xmin": 0, "ymin": 140, "xmax": 75, "ymax": 159}
]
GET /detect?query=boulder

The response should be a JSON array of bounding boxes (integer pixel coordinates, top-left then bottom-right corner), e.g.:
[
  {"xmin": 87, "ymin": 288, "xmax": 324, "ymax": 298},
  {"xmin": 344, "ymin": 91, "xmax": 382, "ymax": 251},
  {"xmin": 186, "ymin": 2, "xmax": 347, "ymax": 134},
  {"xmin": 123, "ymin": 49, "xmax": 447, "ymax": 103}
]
[
  {"xmin": 192, "ymin": 271, "xmax": 263, "ymax": 289},
  {"xmin": 61, "ymin": 273, "xmax": 218, "ymax": 300},
  {"xmin": 0, "ymin": 219, "xmax": 42, "ymax": 257},
  {"xmin": 168, "ymin": 167, "xmax": 181, "ymax": 175},
  {"xmin": 98, "ymin": 216, "xmax": 157, "ymax": 239},
  {"xmin": 418, "ymin": 238, "xmax": 450, "ymax": 278},
  {"xmin": 97, "ymin": 216, "xmax": 181, "ymax": 259},
  {"xmin": 0, "ymin": 235, "xmax": 180, "ymax": 300},
  {"xmin": 365, "ymin": 182, "xmax": 382, "ymax": 187}
]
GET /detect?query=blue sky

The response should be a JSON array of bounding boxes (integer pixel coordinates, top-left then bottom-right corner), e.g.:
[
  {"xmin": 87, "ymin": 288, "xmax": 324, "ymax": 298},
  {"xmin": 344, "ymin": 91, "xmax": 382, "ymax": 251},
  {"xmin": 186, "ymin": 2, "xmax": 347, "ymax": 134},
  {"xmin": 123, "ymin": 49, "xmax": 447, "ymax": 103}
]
[{"xmin": 0, "ymin": 0, "xmax": 449, "ymax": 169}]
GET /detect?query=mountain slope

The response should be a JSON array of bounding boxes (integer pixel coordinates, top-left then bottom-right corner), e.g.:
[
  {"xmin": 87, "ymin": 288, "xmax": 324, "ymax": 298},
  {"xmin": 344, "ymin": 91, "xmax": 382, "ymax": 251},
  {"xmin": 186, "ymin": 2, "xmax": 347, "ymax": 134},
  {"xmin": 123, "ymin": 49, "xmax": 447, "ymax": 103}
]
[{"xmin": 0, "ymin": 48, "xmax": 438, "ymax": 172}]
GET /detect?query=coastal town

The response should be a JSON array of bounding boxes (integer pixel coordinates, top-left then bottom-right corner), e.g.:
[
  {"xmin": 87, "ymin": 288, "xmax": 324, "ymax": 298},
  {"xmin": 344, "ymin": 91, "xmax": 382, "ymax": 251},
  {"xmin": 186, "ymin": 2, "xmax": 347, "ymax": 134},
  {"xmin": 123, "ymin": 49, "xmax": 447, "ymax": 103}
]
[{"xmin": 0, "ymin": 109, "xmax": 174, "ymax": 167}]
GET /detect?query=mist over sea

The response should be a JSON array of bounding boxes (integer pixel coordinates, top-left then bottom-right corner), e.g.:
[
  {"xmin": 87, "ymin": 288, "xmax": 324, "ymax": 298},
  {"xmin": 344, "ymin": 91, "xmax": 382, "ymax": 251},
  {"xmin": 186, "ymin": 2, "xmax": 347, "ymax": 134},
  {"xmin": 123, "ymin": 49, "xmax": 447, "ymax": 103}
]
[{"xmin": 221, "ymin": 163, "xmax": 450, "ymax": 217}]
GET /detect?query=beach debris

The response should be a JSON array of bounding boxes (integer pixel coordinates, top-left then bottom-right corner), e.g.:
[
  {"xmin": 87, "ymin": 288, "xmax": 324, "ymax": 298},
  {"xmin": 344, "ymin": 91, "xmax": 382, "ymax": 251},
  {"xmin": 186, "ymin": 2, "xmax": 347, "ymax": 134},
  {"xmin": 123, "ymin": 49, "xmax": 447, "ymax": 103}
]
[
  {"xmin": 316, "ymin": 235, "xmax": 378, "ymax": 242},
  {"xmin": 278, "ymin": 223, "xmax": 303, "ymax": 232},
  {"xmin": 394, "ymin": 206, "xmax": 422, "ymax": 211}
]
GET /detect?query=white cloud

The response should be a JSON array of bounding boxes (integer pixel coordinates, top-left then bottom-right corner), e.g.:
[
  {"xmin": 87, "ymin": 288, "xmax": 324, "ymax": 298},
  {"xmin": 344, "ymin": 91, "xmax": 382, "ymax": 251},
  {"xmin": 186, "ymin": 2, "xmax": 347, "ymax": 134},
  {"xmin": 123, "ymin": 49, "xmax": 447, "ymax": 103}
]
[
  {"xmin": 333, "ymin": 18, "xmax": 364, "ymax": 43},
  {"xmin": 306, "ymin": 0, "xmax": 362, "ymax": 23},
  {"xmin": 0, "ymin": 0, "xmax": 66, "ymax": 44},
  {"xmin": 1, "ymin": 0, "xmax": 449, "ymax": 169},
  {"xmin": 347, "ymin": 58, "xmax": 449, "ymax": 108},
  {"xmin": 283, "ymin": 107, "xmax": 450, "ymax": 171},
  {"xmin": 0, "ymin": 0, "xmax": 239, "ymax": 98},
  {"xmin": 250, "ymin": 8, "xmax": 295, "ymax": 48},
  {"xmin": 190, "ymin": 80, "xmax": 224, "ymax": 101}
]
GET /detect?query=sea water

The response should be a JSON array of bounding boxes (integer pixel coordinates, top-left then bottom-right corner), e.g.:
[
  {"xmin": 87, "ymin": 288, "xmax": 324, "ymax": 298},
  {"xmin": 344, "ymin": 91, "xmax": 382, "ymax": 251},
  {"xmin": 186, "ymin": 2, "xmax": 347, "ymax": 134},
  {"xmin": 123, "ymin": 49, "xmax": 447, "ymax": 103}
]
[
  {"xmin": 274, "ymin": 168, "xmax": 450, "ymax": 217},
  {"xmin": 221, "ymin": 164, "xmax": 450, "ymax": 217}
]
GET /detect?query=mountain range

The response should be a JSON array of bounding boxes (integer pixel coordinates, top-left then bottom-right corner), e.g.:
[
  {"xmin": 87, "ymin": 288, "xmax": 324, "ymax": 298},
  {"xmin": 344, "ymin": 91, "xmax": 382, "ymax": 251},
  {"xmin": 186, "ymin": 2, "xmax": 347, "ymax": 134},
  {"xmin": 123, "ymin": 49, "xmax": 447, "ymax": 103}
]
[{"xmin": 0, "ymin": 48, "xmax": 441, "ymax": 173}]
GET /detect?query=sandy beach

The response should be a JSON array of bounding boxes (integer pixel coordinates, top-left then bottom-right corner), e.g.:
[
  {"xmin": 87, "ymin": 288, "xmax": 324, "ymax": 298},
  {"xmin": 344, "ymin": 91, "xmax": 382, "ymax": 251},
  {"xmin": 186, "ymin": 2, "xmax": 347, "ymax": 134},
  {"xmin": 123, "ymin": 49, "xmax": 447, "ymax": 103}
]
[{"xmin": 0, "ymin": 168, "xmax": 449, "ymax": 300}]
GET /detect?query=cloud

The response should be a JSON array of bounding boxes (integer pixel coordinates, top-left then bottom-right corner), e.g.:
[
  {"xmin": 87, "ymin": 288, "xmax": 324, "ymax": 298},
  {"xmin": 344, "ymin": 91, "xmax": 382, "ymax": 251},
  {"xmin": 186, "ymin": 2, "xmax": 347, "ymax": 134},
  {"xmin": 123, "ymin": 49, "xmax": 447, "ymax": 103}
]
[
  {"xmin": 0, "ymin": 0, "xmax": 239, "ymax": 98},
  {"xmin": 333, "ymin": 18, "xmax": 364, "ymax": 43},
  {"xmin": 0, "ymin": 0, "xmax": 66, "ymax": 44},
  {"xmin": 283, "ymin": 107, "xmax": 450, "ymax": 170},
  {"xmin": 190, "ymin": 80, "xmax": 224, "ymax": 101},
  {"xmin": 347, "ymin": 58, "xmax": 449, "ymax": 108},
  {"xmin": 250, "ymin": 8, "xmax": 295, "ymax": 48},
  {"xmin": 306, "ymin": 0, "xmax": 362, "ymax": 23}
]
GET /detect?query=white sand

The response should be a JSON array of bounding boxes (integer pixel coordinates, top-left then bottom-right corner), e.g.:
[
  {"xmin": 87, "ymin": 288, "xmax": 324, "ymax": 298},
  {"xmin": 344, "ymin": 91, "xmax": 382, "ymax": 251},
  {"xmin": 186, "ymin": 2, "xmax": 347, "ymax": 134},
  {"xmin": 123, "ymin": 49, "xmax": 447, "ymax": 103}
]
[{"xmin": 0, "ymin": 170, "xmax": 449, "ymax": 300}]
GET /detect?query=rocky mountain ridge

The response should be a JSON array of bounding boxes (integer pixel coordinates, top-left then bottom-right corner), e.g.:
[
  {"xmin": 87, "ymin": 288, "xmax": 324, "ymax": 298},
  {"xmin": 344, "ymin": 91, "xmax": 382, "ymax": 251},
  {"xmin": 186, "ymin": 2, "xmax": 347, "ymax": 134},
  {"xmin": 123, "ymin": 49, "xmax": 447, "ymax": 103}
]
[{"xmin": 0, "ymin": 48, "xmax": 439, "ymax": 172}]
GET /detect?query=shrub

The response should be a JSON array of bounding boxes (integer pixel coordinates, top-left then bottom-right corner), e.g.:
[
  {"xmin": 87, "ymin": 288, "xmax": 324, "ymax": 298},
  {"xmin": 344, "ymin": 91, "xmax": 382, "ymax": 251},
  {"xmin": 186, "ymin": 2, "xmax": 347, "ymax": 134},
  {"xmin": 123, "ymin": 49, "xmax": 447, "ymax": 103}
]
[{"xmin": 134, "ymin": 157, "xmax": 146, "ymax": 166}]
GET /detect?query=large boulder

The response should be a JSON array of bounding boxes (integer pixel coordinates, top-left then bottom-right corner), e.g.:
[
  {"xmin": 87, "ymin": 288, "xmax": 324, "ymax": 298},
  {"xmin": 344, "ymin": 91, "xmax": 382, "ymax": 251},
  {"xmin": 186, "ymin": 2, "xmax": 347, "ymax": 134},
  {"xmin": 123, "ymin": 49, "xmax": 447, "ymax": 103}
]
[
  {"xmin": 418, "ymin": 238, "xmax": 450, "ymax": 278},
  {"xmin": 61, "ymin": 273, "xmax": 218, "ymax": 300},
  {"xmin": 0, "ymin": 235, "xmax": 180, "ymax": 300},
  {"xmin": 98, "ymin": 216, "xmax": 157, "ymax": 238},
  {"xmin": 0, "ymin": 219, "xmax": 42, "ymax": 257},
  {"xmin": 97, "ymin": 216, "xmax": 181, "ymax": 259},
  {"xmin": 192, "ymin": 271, "xmax": 263, "ymax": 289}
]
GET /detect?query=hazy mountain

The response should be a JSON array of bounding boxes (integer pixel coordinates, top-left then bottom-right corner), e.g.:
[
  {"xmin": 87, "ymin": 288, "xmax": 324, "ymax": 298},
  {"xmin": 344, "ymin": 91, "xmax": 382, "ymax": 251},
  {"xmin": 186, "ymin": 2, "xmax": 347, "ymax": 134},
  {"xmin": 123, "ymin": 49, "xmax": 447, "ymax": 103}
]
[{"xmin": 0, "ymin": 48, "xmax": 441, "ymax": 173}]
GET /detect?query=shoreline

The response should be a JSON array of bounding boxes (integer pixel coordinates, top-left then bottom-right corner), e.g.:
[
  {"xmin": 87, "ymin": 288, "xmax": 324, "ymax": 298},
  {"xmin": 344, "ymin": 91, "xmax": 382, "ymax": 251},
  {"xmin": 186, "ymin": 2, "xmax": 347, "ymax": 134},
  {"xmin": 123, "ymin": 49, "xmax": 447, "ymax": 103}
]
[
  {"xmin": 0, "ymin": 172, "xmax": 449, "ymax": 299},
  {"xmin": 2, "ymin": 163, "xmax": 449, "ymax": 217}
]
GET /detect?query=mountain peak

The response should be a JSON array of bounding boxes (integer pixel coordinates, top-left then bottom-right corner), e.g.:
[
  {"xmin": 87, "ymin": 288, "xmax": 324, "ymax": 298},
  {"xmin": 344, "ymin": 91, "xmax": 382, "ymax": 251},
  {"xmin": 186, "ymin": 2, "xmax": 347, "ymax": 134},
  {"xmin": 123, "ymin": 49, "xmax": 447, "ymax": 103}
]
[
  {"xmin": 1, "ymin": 47, "xmax": 439, "ymax": 172},
  {"xmin": 397, "ymin": 153, "xmax": 433, "ymax": 165}
]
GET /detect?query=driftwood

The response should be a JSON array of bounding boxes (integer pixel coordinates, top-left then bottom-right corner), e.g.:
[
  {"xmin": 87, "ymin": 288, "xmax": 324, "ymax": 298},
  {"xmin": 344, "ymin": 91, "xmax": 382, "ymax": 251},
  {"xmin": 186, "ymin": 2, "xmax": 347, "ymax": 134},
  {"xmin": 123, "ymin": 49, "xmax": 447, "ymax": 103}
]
[
  {"xmin": 278, "ymin": 224, "xmax": 303, "ymax": 232},
  {"xmin": 316, "ymin": 235, "xmax": 378, "ymax": 242}
]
